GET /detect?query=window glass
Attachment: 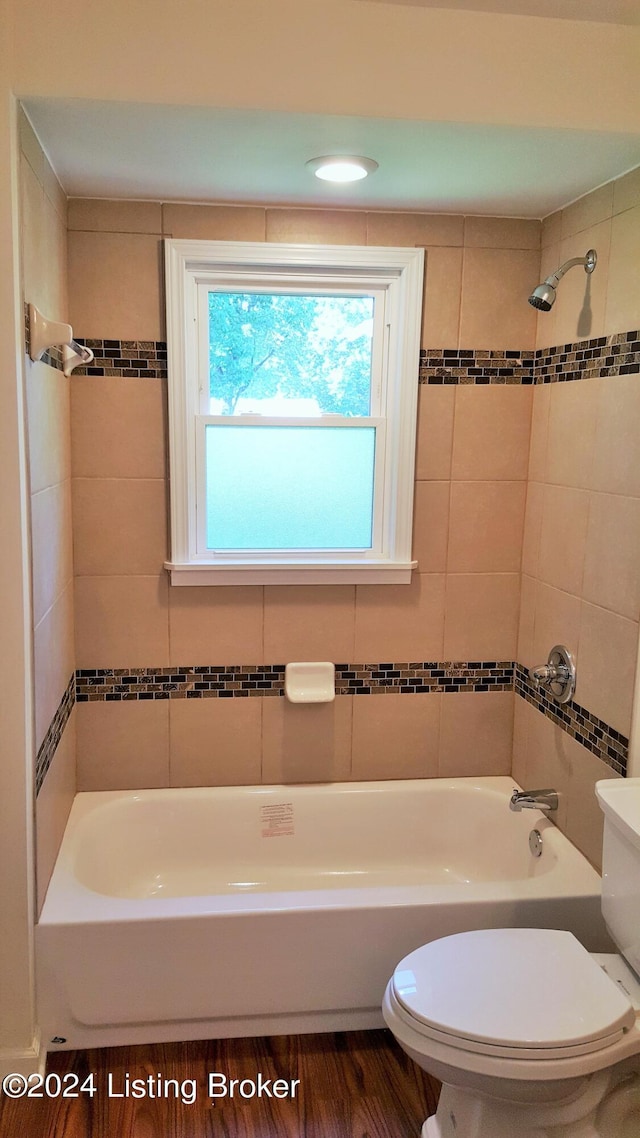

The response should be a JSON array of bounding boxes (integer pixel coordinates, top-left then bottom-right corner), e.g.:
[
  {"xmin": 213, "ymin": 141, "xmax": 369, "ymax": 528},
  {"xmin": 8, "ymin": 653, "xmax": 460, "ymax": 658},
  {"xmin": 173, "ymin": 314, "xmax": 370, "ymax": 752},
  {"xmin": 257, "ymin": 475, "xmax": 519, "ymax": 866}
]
[
  {"xmin": 204, "ymin": 424, "xmax": 376, "ymax": 550},
  {"xmin": 208, "ymin": 292, "xmax": 374, "ymax": 416}
]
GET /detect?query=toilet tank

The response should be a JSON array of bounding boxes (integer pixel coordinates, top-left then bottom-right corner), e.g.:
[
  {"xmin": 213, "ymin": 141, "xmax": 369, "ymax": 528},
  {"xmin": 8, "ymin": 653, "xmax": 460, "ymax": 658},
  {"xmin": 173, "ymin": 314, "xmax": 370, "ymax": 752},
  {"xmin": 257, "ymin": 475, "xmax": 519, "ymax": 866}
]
[{"xmin": 596, "ymin": 779, "xmax": 640, "ymax": 974}]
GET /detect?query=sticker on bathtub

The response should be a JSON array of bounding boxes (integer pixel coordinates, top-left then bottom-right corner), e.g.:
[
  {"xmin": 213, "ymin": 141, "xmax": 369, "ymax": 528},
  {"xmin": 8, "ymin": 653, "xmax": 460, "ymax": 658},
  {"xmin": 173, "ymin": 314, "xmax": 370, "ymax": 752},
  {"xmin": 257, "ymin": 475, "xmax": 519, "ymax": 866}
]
[{"xmin": 261, "ymin": 803, "xmax": 294, "ymax": 838}]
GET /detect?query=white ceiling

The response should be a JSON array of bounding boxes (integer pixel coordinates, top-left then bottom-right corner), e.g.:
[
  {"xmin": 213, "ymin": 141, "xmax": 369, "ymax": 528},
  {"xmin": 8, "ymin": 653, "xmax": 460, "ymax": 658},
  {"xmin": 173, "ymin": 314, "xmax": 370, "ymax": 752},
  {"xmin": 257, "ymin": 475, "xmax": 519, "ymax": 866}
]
[
  {"xmin": 24, "ymin": 99, "xmax": 640, "ymax": 218},
  {"xmin": 352, "ymin": 0, "xmax": 640, "ymax": 23}
]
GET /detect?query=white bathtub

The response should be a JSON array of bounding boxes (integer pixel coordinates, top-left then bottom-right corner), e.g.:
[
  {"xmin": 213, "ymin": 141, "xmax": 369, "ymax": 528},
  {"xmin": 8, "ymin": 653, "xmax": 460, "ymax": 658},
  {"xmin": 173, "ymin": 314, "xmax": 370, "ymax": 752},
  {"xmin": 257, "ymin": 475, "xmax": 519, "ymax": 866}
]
[{"xmin": 37, "ymin": 776, "xmax": 608, "ymax": 1051}]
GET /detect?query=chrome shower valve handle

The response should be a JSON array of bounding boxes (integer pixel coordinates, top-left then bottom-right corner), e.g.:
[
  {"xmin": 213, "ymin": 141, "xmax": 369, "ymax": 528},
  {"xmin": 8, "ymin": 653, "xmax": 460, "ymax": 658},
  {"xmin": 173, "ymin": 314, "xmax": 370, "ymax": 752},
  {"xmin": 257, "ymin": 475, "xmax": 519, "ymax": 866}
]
[{"xmin": 528, "ymin": 644, "xmax": 576, "ymax": 705}]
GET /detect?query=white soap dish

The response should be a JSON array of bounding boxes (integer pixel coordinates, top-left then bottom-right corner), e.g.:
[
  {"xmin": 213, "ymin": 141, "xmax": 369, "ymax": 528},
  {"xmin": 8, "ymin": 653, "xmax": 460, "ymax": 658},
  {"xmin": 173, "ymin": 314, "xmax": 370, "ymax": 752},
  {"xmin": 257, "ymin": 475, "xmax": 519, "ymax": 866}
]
[{"xmin": 284, "ymin": 662, "xmax": 335, "ymax": 704}]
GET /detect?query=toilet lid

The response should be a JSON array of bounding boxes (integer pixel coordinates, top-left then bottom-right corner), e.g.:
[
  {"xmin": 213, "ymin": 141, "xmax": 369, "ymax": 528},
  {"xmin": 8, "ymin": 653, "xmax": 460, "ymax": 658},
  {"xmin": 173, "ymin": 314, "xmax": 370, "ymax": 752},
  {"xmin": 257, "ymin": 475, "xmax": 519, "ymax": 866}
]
[{"xmin": 392, "ymin": 929, "xmax": 635, "ymax": 1056}]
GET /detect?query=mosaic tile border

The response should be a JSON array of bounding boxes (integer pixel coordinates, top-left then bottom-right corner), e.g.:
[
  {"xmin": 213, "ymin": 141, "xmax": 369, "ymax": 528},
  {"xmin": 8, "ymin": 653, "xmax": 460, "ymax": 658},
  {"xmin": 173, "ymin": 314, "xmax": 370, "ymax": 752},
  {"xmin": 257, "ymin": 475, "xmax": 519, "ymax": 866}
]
[
  {"xmin": 74, "ymin": 339, "xmax": 168, "ymax": 378},
  {"xmin": 534, "ymin": 330, "xmax": 640, "ymax": 385},
  {"xmin": 419, "ymin": 349, "xmax": 534, "ymax": 385},
  {"xmin": 514, "ymin": 664, "xmax": 628, "ymax": 777},
  {"xmin": 75, "ymin": 661, "xmax": 514, "ymax": 701},
  {"xmin": 35, "ymin": 673, "xmax": 75, "ymax": 796}
]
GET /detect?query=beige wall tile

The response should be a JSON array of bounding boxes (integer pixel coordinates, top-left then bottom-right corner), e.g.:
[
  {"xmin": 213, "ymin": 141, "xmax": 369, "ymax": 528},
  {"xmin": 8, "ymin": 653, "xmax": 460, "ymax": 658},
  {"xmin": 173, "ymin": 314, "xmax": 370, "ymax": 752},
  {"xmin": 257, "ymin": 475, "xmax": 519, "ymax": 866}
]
[
  {"xmin": 527, "ymin": 385, "xmax": 550, "ymax": 482},
  {"xmin": 31, "ymin": 480, "xmax": 73, "ymax": 627},
  {"xmin": 545, "ymin": 378, "xmax": 598, "ymax": 488},
  {"xmin": 21, "ymin": 154, "xmax": 46, "ymax": 314},
  {"xmin": 521, "ymin": 480, "xmax": 543, "ymax": 578},
  {"xmin": 534, "ymin": 241, "xmax": 559, "ymax": 350},
  {"xmin": 264, "ymin": 585, "xmax": 355, "ymax": 662},
  {"xmin": 351, "ymin": 693, "xmax": 440, "ymax": 780},
  {"xmin": 464, "ymin": 216, "xmax": 540, "ymax": 250},
  {"xmin": 443, "ymin": 573, "xmax": 519, "ymax": 660},
  {"xmin": 421, "ymin": 246, "xmax": 463, "ymax": 347},
  {"xmin": 447, "ymin": 481, "xmax": 525, "ymax": 573},
  {"xmin": 438, "ymin": 691, "xmax": 513, "ymax": 777},
  {"xmin": 169, "ymin": 585, "xmax": 263, "ymax": 665},
  {"xmin": 72, "ymin": 477, "xmax": 167, "ymax": 575},
  {"xmin": 613, "ymin": 167, "xmax": 640, "ymax": 216},
  {"xmin": 18, "ymin": 105, "xmax": 45, "ymax": 182},
  {"xmin": 169, "ymin": 697, "xmax": 262, "ymax": 786},
  {"xmin": 355, "ymin": 572, "xmax": 445, "ymax": 661},
  {"xmin": 261, "ymin": 696, "xmax": 352, "ymax": 783},
  {"xmin": 561, "ymin": 183, "xmax": 614, "ymax": 240},
  {"xmin": 451, "ymin": 386, "xmax": 532, "ymax": 481},
  {"xmin": 412, "ymin": 481, "xmax": 449, "ymax": 573},
  {"xmin": 415, "ymin": 386, "xmax": 455, "ymax": 480},
  {"xmin": 517, "ymin": 573, "xmax": 537, "ymax": 670},
  {"xmin": 68, "ymin": 230, "xmax": 163, "ymax": 340},
  {"xmin": 577, "ymin": 603, "xmax": 638, "ymax": 736},
  {"xmin": 42, "ymin": 191, "xmax": 69, "ymax": 322},
  {"xmin": 538, "ymin": 484, "xmax": 589, "ymax": 596},
  {"xmin": 514, "ymin": 700, "xmax": 571, "ymax": 831},
  {"xmin": 605, "ymin": 204, "xmax": 640, "ymax": 336},
  {"xmin": 74, "ymin": 574, "xmax": 169, "ymax": 668},
  {"xmin": 34, "ymin": 583, "xmax": 75, "ymax": 748},
  {"xmin": 583, "ymin": 493, "xmax": 640, "ymax": 621},
  {"xmin": 76, "ymin": 699, "xmax": 170, "ymax": 790},
  {"xmin": 71, "ymin": 377, "xmax": 167, "ymax": 479},
  {"xmin": 35, "ymin": 710, "xmax": 75, "ymax": 915},
  {"xmin": 541, "ymin": 210, "xmax": 562, "ymax": 249},
  {"xmin": 266, "ymin": 209, "xmax": 366, "ymax": 245},
  {"xmin": 566, "ymin": 746, "xmax": 621, "ymax": 871},
  {"xmin": 532, "ymin": 582, "xmax": 581, "ymax": 673},
  {"xmin": 591, "ymin": 373, "xmax": 640, "ymax": 498},
  {"xmin": 42, "ymin": 159, "xmax": 67, "ymax": 223},
  {"xmin": 162, "ymin": 203, "xmax": 265, "ymax": 240},
  {"xmin": 551, "ymin": 219, "xmax": 611, "ymax": 346},
  {"xmin": 366, "ymin": 211, "xmax": 463, "ymax": 247},
  {"xmin": 69, "ymin": 198, "xmax": 162, "ymax": 233},
  {"xmin": 511, "ymin": 694, "xmax": 528, "ymax": 785},
  {"xmin": 26, "ymin": 362, "xmax": 71, "ymax": 494},
  {"xmin": 459, "ymin": 247, "xmax": 539, "ymax": 350}
]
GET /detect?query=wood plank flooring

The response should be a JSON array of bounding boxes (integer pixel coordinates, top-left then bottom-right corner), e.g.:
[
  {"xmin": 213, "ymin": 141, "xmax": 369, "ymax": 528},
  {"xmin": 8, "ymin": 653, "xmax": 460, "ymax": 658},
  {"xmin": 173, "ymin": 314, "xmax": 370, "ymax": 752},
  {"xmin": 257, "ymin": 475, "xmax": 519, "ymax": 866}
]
[{"xmin": 0, "ymin": 1030, "xmax": 440, "ymax": 1137}]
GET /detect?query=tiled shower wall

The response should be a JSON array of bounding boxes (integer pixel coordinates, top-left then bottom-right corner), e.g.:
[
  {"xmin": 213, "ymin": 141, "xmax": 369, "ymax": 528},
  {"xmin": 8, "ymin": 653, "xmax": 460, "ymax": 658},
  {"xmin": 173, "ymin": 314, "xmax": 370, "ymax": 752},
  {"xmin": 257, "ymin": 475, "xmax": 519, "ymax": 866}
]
[
  {"xmin": 29, "ymin": 167, "xmax": 640, "ymax": 883},
  {"xmin": 514, "ymin": 168, "xmax": 640, "ymax": 866},
  {"xmin": 18, "ymin": 109, "xmax": 75, "ymax": 910},
  {"xmin": 67, "ymin": 201, "xmax": 539, "ymax": 793}
]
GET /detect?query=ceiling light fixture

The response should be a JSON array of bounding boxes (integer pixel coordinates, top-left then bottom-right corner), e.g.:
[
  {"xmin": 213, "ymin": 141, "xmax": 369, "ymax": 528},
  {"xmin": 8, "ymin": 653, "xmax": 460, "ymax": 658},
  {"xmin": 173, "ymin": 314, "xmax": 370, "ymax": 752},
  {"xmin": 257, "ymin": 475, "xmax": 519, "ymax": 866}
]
[{"xmin": 306, "ymin": 155, "xmax": 379, "ymax": 183}]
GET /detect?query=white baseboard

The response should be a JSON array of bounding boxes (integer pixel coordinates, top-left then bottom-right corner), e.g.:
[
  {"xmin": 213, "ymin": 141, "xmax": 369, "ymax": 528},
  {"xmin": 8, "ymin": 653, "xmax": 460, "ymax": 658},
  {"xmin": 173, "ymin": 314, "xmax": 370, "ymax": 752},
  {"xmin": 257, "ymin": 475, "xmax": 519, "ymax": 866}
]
[{"xmin": 0, "ymin": 1030, "xmax": 45, "ymax": 1080}]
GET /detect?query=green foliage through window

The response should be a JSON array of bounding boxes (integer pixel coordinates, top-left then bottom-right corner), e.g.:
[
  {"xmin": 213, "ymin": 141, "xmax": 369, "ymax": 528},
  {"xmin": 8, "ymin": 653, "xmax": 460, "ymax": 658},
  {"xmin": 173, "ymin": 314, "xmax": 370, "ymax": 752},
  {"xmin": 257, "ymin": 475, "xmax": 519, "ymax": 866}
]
[{"xmin": 208, "ymin": 292, "xmax": 374, "ymax": 416}]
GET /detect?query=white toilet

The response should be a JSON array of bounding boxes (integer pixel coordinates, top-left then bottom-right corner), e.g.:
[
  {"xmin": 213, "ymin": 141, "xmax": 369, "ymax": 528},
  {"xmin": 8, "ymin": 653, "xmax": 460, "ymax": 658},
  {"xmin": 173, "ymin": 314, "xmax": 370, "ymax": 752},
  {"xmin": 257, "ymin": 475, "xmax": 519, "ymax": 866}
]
[{"xmin": 383, "ymin": 778, "xmax": 640, "ymax": 1137}]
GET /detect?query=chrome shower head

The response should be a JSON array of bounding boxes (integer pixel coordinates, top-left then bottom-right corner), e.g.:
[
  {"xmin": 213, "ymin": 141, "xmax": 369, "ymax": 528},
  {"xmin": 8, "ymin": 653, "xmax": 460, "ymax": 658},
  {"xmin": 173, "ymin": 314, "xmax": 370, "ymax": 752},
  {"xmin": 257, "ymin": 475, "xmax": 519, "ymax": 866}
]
[
  {"xmin": 528, "ymin": 282, "xmax": 557, "ymax": 311},
  {"xmin": 528, "ymin": 248, "xmax": 597, "ymax": 312}
]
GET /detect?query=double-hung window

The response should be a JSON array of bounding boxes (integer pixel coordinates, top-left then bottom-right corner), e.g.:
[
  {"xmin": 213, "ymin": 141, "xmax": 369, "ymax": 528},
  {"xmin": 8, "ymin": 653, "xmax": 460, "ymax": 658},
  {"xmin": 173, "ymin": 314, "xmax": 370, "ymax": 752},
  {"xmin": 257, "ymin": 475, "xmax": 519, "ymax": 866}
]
[{"xmin": 164, "ymin": 240, "xmax": 424, "ymax": 585}]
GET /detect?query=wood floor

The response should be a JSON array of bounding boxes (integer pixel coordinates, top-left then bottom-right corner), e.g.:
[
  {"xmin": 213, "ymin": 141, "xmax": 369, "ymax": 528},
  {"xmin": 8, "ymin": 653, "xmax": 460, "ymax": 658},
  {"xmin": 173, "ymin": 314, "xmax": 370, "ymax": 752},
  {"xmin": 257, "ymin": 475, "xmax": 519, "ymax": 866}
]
[{"xmin": 0, "ymin": 1030, "xmax": 440, "ymax": 1137}]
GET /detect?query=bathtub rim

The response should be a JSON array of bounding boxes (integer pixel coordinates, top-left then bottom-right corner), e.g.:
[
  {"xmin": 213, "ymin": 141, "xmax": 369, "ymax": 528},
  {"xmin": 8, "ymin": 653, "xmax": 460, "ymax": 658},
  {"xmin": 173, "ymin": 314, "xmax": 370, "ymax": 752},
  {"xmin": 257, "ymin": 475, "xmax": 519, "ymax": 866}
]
[{"xmin": 38, "ymin": 776, "xmax": 602, "ymax": 926}]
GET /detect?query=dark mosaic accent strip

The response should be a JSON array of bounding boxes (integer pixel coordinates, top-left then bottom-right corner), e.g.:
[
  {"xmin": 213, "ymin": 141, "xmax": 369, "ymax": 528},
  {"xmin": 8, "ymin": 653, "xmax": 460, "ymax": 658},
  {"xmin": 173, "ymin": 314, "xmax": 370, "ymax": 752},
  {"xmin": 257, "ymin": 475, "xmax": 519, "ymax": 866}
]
[
  {"xmin": 75, "ymin": 661, "xmax": 514, "ymax": 701},
  {"xmin": 534, "ymin": 329, "xmax": 640, "ymax": 385},
  {"xmin": 334, "ymin": 661, "xmax": 513, "ymax": 695},
  {"xmin": 73, "ymin": 339, "xmax": 168, "ymax": 378},
  {"xmin": 35, "ymin": 674, "xmax": 75, "ymax": 796},
  {"xmin": 419, "ymin": 348, "xmax": 534, "ymax": 386},
  {"xmin": 515, "ymin": 664, "xmax": 627, "ymax": 777}
]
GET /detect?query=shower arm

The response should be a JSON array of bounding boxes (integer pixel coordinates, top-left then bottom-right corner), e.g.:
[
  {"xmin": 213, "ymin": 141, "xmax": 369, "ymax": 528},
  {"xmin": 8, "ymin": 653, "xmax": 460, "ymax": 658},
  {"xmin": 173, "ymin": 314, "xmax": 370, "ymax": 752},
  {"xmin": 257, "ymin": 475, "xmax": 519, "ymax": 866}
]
[{"xmin": 543, "ymin": 250, "xmax": 597, "ymax": 288}]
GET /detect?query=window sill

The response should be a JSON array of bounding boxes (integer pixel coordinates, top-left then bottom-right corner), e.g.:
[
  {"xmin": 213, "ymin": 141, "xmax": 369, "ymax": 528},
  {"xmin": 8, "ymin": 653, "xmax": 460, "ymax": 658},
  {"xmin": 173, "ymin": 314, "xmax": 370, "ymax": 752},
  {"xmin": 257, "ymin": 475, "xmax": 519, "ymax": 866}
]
[{"xmin": 164, "ymin": 560, "xmax": 417, "ymax": 586}]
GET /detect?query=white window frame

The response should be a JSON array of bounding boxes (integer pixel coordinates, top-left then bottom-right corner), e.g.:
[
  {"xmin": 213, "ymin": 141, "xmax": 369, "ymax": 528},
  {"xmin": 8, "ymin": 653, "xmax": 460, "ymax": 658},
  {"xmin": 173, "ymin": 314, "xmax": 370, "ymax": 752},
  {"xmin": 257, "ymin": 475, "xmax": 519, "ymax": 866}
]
[{"xmin": 164, "ymin": 239, "xmax": 424, "ymax": 585}]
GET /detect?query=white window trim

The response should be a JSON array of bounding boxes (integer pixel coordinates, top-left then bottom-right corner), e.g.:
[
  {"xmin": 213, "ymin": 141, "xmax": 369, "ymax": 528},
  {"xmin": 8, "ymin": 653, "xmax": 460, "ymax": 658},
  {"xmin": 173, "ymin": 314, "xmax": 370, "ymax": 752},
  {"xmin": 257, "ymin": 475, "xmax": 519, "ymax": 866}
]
[{"xmin": 164, "ymin": 239, "xmax": 424, "ymax": 586}]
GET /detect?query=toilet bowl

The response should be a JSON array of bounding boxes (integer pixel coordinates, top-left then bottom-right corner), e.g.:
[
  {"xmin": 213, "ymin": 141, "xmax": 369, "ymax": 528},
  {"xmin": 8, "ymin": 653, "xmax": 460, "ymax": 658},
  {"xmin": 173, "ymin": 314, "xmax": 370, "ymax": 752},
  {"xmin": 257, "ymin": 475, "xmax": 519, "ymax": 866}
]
[
  {"xmin": 383, "ymin": 779, "xmax": 640, "ymax": 1137},
  {"xmin": 382, "ymin": 928, "xmax": 640, "ymax": 1137}
]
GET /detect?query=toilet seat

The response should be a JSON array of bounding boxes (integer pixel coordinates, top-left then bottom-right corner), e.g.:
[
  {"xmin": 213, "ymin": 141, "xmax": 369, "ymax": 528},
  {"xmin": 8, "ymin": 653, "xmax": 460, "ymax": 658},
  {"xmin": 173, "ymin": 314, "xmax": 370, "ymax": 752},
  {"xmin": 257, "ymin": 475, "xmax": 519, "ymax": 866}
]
[{"xmin": 391, "ymin": 928, "xmax": 636, "ymax": 1062}]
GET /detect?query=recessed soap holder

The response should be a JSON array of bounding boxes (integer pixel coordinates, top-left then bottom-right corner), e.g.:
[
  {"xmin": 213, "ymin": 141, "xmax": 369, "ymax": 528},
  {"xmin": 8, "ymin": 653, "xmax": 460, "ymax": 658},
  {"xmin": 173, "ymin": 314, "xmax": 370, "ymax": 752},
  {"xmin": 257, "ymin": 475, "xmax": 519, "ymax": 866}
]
[
  {"xmin": 529, "ymin": 644, "xmax": 576, "ymax": 705},
  {"xmin": 284, "ymin": 662, "xmax": 335, "ymax": 704}
]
